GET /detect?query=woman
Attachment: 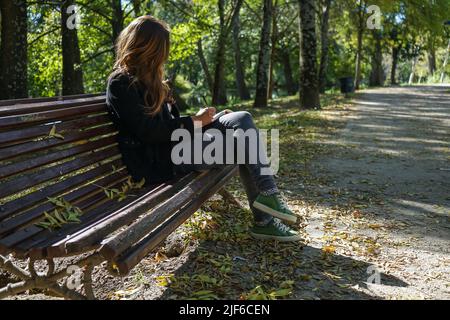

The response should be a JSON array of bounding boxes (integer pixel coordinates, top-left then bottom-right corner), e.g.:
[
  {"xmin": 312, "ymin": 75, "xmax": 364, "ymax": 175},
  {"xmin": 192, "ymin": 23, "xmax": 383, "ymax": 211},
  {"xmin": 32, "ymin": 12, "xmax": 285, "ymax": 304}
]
[{"xmin": 106, "ymin": 15, "xmax": 301, "ymax": 242}]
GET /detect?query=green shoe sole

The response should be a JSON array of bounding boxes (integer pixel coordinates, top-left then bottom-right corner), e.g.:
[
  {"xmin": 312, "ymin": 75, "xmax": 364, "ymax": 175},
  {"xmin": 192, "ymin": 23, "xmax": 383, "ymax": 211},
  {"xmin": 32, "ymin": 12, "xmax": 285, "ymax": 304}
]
[
  {"xmin": 253, "ymin": 201, "xmax": 298, "ymax": 224},
  {"xmin": 249, "ymin": 231, "xmax": 302, "ymax": 242}
]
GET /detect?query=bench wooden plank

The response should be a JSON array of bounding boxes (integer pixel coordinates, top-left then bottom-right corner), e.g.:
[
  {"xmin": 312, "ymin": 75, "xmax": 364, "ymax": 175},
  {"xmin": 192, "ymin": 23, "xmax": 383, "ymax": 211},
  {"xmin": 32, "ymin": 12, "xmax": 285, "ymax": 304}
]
[
  {"xmin": 0, "ymin": 93, "xmax": 104, "ymax": 108},
  {"xmin": 0, "ymin": 171, "xmax": 130, "ymax": 256},
  {"xmin": 0, "ymin": 159, "xmax": 124, "ymax": 221},
  {"xmin": 0, "ymin": 96, "xmax": 106, "ymax": 116},
  {"xmin": 0, "ymin": 168, "xmax": 129, "ymax": 239},
  {"xmin": 112, "ymin": 166, "xmax": 238, "ymax": 275},
  {"xmin": 62, "ymin": 172, "xmax": 198, "ymax": 256},
  {"xmin": 100, "ymin": 167, "xmax": 236, "ymax": 260},
  {"xmin": 0, "ymin": 114, "xmax": 112, "ymax": 147},
  {"xmin": 0, "ymin": 103, "xmax": 106, "ymax": 130},
  {"xmin": 16, "ymin": 176, "xmax": 140, "ymax": 259},
  {"xmin": 0, "ymin": 124, "xmax": 116, "ymax": 162},
  {"xmin": 39, "ymin": 182, "xmax": 171, "ymax": 258},
  {"xmin": 0, "ymin": 144, "xmax": 120, "ymax": 199},
  {"xmin": 0, "ymin": 135, "xmax": 117, "ymax": 180}
]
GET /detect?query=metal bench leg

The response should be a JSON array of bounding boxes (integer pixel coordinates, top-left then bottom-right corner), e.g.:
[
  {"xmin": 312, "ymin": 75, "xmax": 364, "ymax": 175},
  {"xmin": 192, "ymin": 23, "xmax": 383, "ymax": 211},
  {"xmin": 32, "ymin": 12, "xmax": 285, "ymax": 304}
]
[
  {"xmin": 83, "ymin": 263, "xmax": 95, "ymax": 300},
  {"xmin": 218, "ymin": 188, "xmax": 242, "ymax": 207},
  {"xmin": 0, "ymin": 254, "xmax": 102, "ymax": 300}
]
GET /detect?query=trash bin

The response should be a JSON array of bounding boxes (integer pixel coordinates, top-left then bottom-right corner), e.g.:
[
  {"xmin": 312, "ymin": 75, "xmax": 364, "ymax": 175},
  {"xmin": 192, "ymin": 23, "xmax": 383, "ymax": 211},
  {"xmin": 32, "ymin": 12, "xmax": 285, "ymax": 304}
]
[{"xmin": 339, "ymin": 77, "xmax": 354, "ymax": 94}]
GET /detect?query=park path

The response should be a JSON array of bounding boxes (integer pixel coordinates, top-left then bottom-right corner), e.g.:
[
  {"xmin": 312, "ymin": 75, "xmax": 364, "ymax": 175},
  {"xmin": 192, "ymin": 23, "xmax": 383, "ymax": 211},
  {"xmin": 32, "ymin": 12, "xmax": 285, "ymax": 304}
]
[{"xmin": 305, "ymin": 85, "xmax": 450, "ymax": 299}]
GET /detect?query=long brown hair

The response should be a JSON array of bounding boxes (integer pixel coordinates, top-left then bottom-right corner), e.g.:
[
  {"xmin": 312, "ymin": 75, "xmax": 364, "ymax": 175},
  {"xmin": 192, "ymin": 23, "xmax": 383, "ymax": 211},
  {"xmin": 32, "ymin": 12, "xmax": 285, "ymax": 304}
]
[{"xmin": 111, "ymin": 15, "xmax": 171, "ymax": 116}]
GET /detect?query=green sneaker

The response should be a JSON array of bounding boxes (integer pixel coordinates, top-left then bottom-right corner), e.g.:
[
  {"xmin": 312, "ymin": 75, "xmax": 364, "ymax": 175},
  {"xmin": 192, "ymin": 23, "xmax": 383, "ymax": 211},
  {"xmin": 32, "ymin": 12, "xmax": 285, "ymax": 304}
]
[
  {"xmin": 250, "ymin": 218, "xmax": 302, "ymax": 242},
  {"xmin": 253, "ymin": 193, "xmax": 297, "ymax": 224}
]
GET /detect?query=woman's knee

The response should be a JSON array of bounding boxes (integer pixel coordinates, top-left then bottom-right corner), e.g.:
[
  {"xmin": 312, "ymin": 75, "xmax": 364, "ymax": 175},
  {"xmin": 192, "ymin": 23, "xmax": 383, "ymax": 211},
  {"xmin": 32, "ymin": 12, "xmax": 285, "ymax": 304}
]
[{"xmin": 234, "ymin": 111, "xmax": 254, "ymax": 128}]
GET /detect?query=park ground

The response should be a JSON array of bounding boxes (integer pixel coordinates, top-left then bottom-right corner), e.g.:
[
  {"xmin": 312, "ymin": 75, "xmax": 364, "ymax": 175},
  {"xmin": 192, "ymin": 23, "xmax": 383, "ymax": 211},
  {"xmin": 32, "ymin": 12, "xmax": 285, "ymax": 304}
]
[{"xmin": 5, "ymin": 85, "xmax": 450, "ymax": 300}]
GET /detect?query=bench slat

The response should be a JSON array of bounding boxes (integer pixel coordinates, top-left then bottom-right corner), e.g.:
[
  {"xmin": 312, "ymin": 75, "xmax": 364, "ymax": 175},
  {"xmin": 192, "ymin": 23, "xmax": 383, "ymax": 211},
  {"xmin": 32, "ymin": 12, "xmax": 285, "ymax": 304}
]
[
  {"xmin": 0, "ymin": 145, "xmax": 120, "ymax": 199},
  {"xmin": 62, "ymin": 172, "xmax": 198, "ymax": 256},
  {"xmin": 42, "ymin": 197, "xmax": 141, "ymax": 258},
  {"xmin": 113, "ymin": 166, "xmax": 238, "ymax": 275},
  {"xmin": 0, "ymin": 167, "xmax": 128, "ymax": 238},
  {"xmin": 40, "ymin": 183, "xmax": 170, "ymax": 258},
  {"xmin": 0, "ymin": 159, "xmax": 124, "ymax": 222},
  {"xmin": 0, "ymin": 124, "xmax": 116, "ymax": 162},
  {"xmin": 0, "ymin": 171, "xmax": 130, "ymax": 256},
  {"xmin": 0, "ymin": 93, "xmax": 104, "ymax": 108},
  {"xmin": 100, "ymin": 167, "xmax": 236, "ymax": 260},
  {"xmin": 14, "ymin": 175, "xmax": 137, "ymax": 259},
  {"xmin": 0, "ymin": 103, "xmax": 106, "ymax": 130},
  {"xmin": 0, "ymin": 95, "xmax": 106, "ymax": 116},
  {"xmin": 0, "ymin": 114, "xmax": 112, "ymax": 147},
  {"xmin": 0, "ymin": 135, "xmax": 117, "ymax": 180}
]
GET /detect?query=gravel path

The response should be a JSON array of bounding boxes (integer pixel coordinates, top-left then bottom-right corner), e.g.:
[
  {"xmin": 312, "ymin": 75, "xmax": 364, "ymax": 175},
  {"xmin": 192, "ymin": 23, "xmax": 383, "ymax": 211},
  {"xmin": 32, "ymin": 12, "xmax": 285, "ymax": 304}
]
[{"xmin": 305, "ymin": 85, "xmax": 450, "ymax": 299}]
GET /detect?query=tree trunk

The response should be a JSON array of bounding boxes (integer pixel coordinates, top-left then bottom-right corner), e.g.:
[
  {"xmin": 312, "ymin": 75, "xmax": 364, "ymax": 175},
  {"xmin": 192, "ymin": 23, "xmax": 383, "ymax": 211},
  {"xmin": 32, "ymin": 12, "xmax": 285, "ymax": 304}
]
[
  {"xmin": 253, "ymin": 0, "xmax": 272, "ymax": 108},
  {"xmin": 369, "ymin": 30, "xmax": 383, "ymax": 87},
  {"xmin": 61, "ymin": 0, "xmax": 84, "ymax": 95},
  {"xmin": 197, "ymin": 38, "xmax": 214, "ymax": 97},
  {"xmin": 318, "ymin": 0, "xmax": 331, "ymax": 93},
  {"xmin": 428, "ymin": 49, "xmax": 436, "ymax": 76},
  {"xmin": 212, "ymin": 0, "xmax": 228, "ymax": 106},
  {"xmin": 440, "ymin": 39, "xmax": 450, "ymax": 83},
  {"xmin": 132, "ymin": 0, "xmax": 141, "ymax": 17},
  {"xmin": 408, "ymin": 56, "xmax": 417, "ymax": 85},
  {"xmin": 427, "ymin": 38, "xmax": 436, "ymax": 76},
  {"xmin": 354, "ymin": 1, "xmax": 366, "ymax": 90},
  {"xmin": 354, "ymin": 22, "xmax": 364, "ymax": 90},
  {"xmin": 0, "ymin": 0, "xmax": 28, "ymax": 99},
  {"xmin": 111, "ymin": 0, "xmax": 124, "ymax": 48},
  {"xmin": 231, "ymin": 0, "xmax": 250, "ymax": 100},
  {"xmin": 298, "ymin": 0, "xmax": 320, "ymax": 109},
  {"xmin": 391, "ymin": 46, "xmax": 399, "ymax": 85},
  {"xmin": 268, "ymin": 0, "xmax": 279, "ymax": 99},
  {"xmin": 280, "ymin": 48, "xmax": 297, "ymax": 95}
]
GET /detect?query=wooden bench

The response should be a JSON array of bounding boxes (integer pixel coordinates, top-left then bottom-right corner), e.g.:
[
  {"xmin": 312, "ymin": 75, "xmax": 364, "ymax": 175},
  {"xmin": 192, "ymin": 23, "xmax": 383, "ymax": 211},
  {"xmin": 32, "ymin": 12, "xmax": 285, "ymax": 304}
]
[{"xmin": 0, "ymin": 94, "xmax": 238, "ymax": 300}]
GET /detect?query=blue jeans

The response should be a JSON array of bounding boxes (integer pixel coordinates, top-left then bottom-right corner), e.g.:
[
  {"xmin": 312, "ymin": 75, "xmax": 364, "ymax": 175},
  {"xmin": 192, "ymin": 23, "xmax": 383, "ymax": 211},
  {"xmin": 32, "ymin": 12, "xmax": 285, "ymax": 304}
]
[{"xmin": 173, "ymin": 111, "xmax": 276, "ymax": 224}]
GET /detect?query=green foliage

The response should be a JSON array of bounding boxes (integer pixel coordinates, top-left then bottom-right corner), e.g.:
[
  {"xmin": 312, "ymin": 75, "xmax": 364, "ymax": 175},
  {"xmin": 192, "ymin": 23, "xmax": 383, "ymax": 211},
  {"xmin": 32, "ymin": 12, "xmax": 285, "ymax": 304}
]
[
  {"xmin": 36, "ymin": 197, "xmax": 82, "ymax": 230},
  {"xmin": 240, "ymin": 281, "xmax": 294, "ymax": 300},
  {"xmin": 19, "ymin": 0, "xmax": 450, "ymax": 99},
  {"xmin": 100, "ymin": 176, "xmax": 146, "ymax": 202}
]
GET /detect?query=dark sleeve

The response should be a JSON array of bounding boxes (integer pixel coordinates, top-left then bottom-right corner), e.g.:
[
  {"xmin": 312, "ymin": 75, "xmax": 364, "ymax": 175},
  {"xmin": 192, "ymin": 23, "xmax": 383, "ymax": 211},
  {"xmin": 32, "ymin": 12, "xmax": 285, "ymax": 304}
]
[{"xmin": 107, "ymin": 77, "xmax": 195, "ymax": 144}]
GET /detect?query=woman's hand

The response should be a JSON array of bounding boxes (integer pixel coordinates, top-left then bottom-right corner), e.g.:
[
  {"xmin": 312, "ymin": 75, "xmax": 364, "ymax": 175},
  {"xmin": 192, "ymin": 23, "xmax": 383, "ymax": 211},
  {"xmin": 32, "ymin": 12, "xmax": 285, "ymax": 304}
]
[{"xmin": 191, "ymin": 107, "xmax": 216, "ymax": 127}]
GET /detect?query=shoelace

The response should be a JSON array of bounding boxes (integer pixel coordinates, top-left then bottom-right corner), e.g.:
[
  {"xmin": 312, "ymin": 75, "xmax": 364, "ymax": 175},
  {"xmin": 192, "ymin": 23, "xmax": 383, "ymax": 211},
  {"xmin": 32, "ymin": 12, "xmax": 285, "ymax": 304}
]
[
  {"xmin": 273, "ymin": 218, "xmax": 291, "ymax": 233},
  {"xmin": 276, "ymin": 194, "xmax": 290, "ymax": 211}
]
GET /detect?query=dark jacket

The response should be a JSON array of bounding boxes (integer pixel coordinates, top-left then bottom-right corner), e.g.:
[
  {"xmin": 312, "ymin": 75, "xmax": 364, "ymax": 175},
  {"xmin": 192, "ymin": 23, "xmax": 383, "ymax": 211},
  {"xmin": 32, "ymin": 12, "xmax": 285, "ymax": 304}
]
[{"xmin": 106, "ymin": 72, "xmax": 195, "ymax": 185}]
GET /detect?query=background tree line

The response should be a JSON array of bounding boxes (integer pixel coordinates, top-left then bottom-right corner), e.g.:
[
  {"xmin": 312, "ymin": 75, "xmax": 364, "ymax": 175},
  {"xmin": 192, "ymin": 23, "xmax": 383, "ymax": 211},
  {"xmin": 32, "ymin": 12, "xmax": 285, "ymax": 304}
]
[{"xmin": 0, "ymin": 0, "xmax": 449, "ymax": 110}]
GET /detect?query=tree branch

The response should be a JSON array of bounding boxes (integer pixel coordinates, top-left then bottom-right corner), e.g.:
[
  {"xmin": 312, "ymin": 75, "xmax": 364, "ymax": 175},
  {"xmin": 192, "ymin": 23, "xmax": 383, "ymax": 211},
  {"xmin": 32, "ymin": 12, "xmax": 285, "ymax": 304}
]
[
  {"xmin": 76, "ymin": 1, "xmax": 113, "ymax": 23},
  {"xmin": 82, "ymin": 47, "xmax": 114, "ymax": 64},
  {"xmin": 243, "ymin": 0, "xmax": 262, "ymax": 23},
  {"xmin": 162, "ymin": 0, "xmax": 213, "ymax": 29},
  {"xmin": 224, "ymin": 0, "xmax": 243, "ymax": 35},
  {"xmin": 84, "ymin": 23, "xmax": 112, "ymax": 38},
  {"xmin": 28, "ymin": 26, "xmax": 60, "ymax": 46},
  {"xmin": 277, "ymin": 12, "xmax": 299, "ymax": 39}
]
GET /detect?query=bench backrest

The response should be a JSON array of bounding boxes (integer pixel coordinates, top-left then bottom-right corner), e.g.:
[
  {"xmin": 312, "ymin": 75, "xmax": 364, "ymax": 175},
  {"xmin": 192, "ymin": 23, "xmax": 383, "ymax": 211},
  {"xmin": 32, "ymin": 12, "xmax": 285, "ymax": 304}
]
[{"xmin": 0, "ymin": 94, "xmax": 130, "ymax": 248}]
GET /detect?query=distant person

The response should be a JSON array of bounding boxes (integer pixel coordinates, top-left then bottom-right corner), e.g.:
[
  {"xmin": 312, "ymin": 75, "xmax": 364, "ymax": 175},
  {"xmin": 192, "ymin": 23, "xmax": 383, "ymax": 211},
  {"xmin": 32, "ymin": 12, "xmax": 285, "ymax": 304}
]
[{"xmin": 106, "ymin": 15, "xmax": 301, "ymax": 242}]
